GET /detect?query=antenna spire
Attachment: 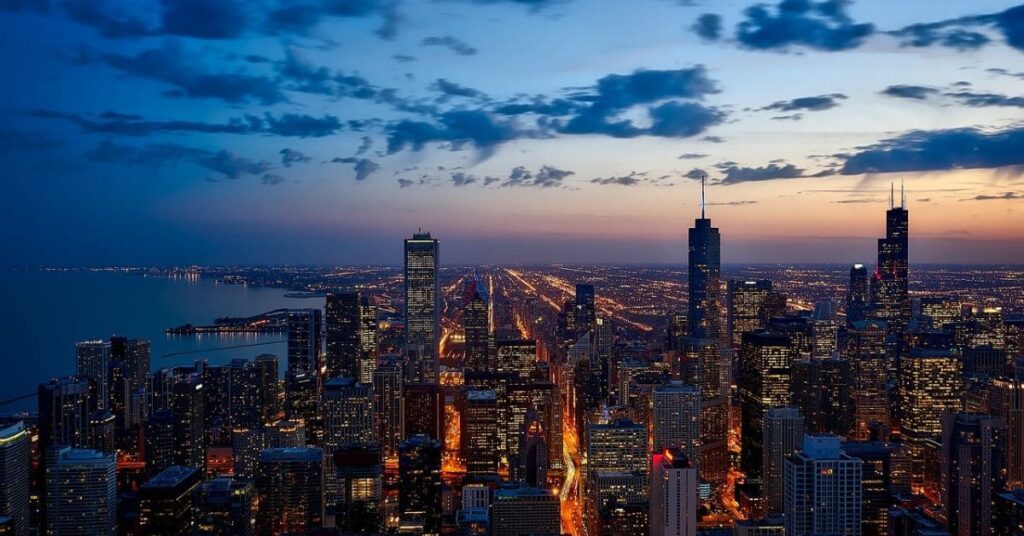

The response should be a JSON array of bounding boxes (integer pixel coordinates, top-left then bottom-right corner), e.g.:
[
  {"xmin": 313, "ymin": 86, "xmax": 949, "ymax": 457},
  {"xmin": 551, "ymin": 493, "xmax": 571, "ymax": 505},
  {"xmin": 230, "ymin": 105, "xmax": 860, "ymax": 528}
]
[
  {"xmin": 890, "ymin": 182, "xmax": 894, "ymax": 210},
  {"xmin": 701, "ymin": 174, "xmax": 706, "ymax": 219},
  {"xmin": 900, "ymin": 179, "xmax": 905, "ymax": 209}
]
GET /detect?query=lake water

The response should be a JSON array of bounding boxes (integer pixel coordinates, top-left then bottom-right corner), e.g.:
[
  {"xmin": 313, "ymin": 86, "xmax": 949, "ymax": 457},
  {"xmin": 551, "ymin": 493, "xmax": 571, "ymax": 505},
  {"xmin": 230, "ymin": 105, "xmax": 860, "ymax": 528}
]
[{"xmin": 0, "ymin": 270, "xmax": 312, "ymax": 412}]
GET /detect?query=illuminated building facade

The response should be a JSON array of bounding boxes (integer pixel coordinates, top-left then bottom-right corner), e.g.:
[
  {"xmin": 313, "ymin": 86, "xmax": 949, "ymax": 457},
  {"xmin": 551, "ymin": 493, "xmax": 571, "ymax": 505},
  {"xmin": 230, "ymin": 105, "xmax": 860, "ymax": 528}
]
[
  {"xmin": 650, "ymin": 449, "xmax": 697, "ymax": 536},
  {"xmin": 491, "ymin": 487, "xmax": 560, "ymax": 536},
  {"xmin": 45, "ymin": 448, "xmax": 117, "ymax": 536},
  {"xmin": 783, "ymin": 435, "xmax": 862, "ymax": 536},
  {"xmin": 897, "ymin": 348, "xmax": 961, "ymax": 487},
  {"xmin": 398, "ymin": 435, "xmax": 442, "ymax": 533},
  {"xmin": 197, "ymin": 477, "xmax": 254, "ymax": 536},
  {"xmin": 322, "ymin": 377, "xmax": 376, "ymax": 449},
  {"xmin": 139, "ymin": 465, "xmax": 201, "ymax": 536},
  {"xmin": 847, "ymin": 264, "xmax": 870, "ymax": 325},
  {"xmin": 464, "ymin": 277, "xmax": 492, "ymax": 372},
  {"xmin": 940, "ymin": 413, "xmax": 1007, "ymax": 536},
  {"xmin": 372, "ymin": 362, "xmax": 403, "ymax": 459},
  {"xmin": 727, "ymin": 280, "xmax": 773, "ymax": 348},
  {"xmin": 38, "ymin": 376, "xmax": 91, "ymax": 454},
  {"xmin": 496, "ymin": 340, "xmax": 537, "ymax": 381},
  {"xmin": 990, "ymin": 377, "xmax": 1024, "ymax": 490},
  {"xmin": 256, "ymin": 447, "xmax": 324, "ymax": 536},
  {"xmin": 739, "ymin": 332, "xmax": 795, "ymax": 484},
  {"xmin": 845, "ymin": 320, "xmax": 890, "ymax": 440},
  {"xmin": 404, "ymin": 232, "xmax": 440, "ymax": 384},
  {"xmin": 287, "ymin": 309, "xmax": 322, "ymax": 376},
  {"xmin": 763, "ymin": 407, "xmax": 804, "ymax": 515},
  {"xmin": 75, "ymin": 340, "xmax": 111, "ymax": 411},
  {"xmin": 651, "ymin": 382, "xmax": 700, "ymax": 465},
  {"xmin": 461, "ymin": 389, "xmax": 499, "ymax": 474},
  {"xmin": 872, "ymin": 187, "xmax": 909, "ymax": 333},
  {"xmin": 325, "ymin": 291, "xmax": 361, "ymax": 379},
  {"xmin": 0, "ymin": 422, "xmax": 29, "ymax": 536}
]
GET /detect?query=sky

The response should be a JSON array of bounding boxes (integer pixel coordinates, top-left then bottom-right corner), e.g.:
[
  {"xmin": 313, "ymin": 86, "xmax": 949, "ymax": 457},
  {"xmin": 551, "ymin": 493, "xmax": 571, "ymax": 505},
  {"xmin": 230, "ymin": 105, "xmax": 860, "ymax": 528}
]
[{"xmin": 2, "ymin": 0, "xmax": 1024, "ymax": 266}]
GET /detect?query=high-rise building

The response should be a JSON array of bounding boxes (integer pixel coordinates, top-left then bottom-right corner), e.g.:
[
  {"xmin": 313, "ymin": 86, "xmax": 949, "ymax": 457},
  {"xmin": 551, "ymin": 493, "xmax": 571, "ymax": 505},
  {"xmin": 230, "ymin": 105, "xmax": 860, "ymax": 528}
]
[
  {"xmin": 110, "ymin": 336, "xmax": 151, "ymax": 442},
  {"xmin": 358, "ymin": 296, "xmax": 378, "ymax": 384},
  {"xmin": 811, "ymin": 301, "xmax": 840, "ymax": 358},
  {"xmin": 462, "ymin": 390, "xmax": 499, "ymax": 474},
  {"xmin": 171, "ymin": 373, "xmax": 206, "ymax": 470},
  {"xmin": 38, "ymin": 376, "xmax": 91, "ymax": 454},
  {"xmin": 196, "ymin": 477, "xmax": 254, "ymax": 536},
  {"xmin": 994, "ymin": 489, "xmax": 1024, "ymax": 536},
  {"xmin": 763, "ymin": 407, "xmax": 804, "ymax": 515},
  {"xmin": 144, "ymin": 409, "xmax": 177, "ymax": 477},
  {"xmin": 284, "ymin": 370, "xmax": 319, "ymax": 441},
  {"xmin": 287, "ymin": 309, "xmax": 322, "ymax": 376},
  {"xmin": 45, "ymin": 448, "xmax": 117, "ymax": 536},
  {"xmin": 846, "ymin": 320, "xmax": 890, "ymax": 439},
  {"xmin": 372, "ymin": 362, "xmax": 403, "ymax": 460},
  {"xmin": 872, "ymin": 185, "xmax": 910, "ymax": 333},
  {"xmin": 940, "ymin": 413, "xmax": 1007, "ymax": 536},
  {"xmin": 464, "ymin": 276, "xmax": 492, "ymax": 372},
  {"xmin": 507, "ymin": 381, "xmax": 562, "ymax": 476},
  {"xmin": 898, "ymin": 348, "xmax": 962, "ymax": 488},
  {"xmin": 496, "ymin": 340, "xmax": 537, "ymax": 381},
  {"xmin": 398, "ymin": 435, "xmax": 442, "ymax": 533},
  {"xmin": 652, "ymin": 382, "xmax": 700, "ymax": 464},
  {"xmin": 333, "ymin": 446, "xmax": 383, "ymax": 534},
  {"xmin": 0, "ymin": 422, "xmax": 30, "ymax": 536},
  {"xmin": 139, "ymin": 465, "xmax": 201, "ymax": 536},
  {"xmin": 650, "ymin": 449, "xmax": 697, "ymax": 536},
  {"xmin": 75, "ymin": 340, "xmax": 111, "ymax": 410},
  {"xmin": 322, "ymin": 377, "xmax": 376, "ymax": 450},
  {"xmin": 256, "ymin": 448, "xmax": 324, "ymax": 536},
  {"xmin": 517, "ymin": 409, "xmax": 548, "ymax": 488},
  {"xmin": 688, "ymin": 177, "xmax": 721, "ymax": 342},
  {"xmin": 841, "ymin": 441, "xmax": 911, "ymax": 536},
  {"xmin": 224, "ymin": 359, "xmax": 260, "ymax": 430},
  {"xmin": 325, "ymin": 291, "xmax": 361, "ymax": 379},
  {"xmin": 253, "ymin": 354, "xmax": 281, "ymax": 425},
  {"xmin": 403, "ymin": 383, "xmax": 444, "ymax": 441},
  {"xmin": 575, "ymin": 283, "xmax": 597, "ymax": 337},
  {"xmin": 739, "ymin": 332, "xmax": 795, "ymax": 484},
  {"xmin": 682, "ymin": 337, "xmax": 729, "ymax": 485},
  {"xmin": 847, "ymin": 264, "xmax": 870, "ymax": 325},
  {"xmin": 586, "ymin": 419, "xmax": 648, "ymax": 477},
  {"xmin": 990, "ymin": 377, "xmax": 1024, "ymax": 489},
  {"xmin": 404, "ymin": 231, "xmax": 440, "ymax": 384},
  {"xmin": 790, "ymin": 358, "xmax": 854, "ymax": 436},
  {"xmin": 491, "ymin": 487, "xmax": 560, "ymax": 536},
  {"xmin": 727, "ymin": 280, "xmax": 773, "ymax": 347},
  {"xmin": 784, "ymin": 435, "xmax": 862, "ymax": 536}
]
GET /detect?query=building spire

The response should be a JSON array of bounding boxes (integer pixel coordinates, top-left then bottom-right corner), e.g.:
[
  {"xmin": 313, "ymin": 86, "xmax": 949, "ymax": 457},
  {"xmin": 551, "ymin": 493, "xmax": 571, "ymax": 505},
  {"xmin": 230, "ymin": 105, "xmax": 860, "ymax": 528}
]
[
  {"xmin": 900, "ymin": 179, "xmax": 905, "ymax": 209},
  {"xmin": 890, "ymin": 182, "xmax": 894, "ymax": 210},
  {"xmin": 701, "ymin": 174, "xmax": 706, "ymax": 219}
]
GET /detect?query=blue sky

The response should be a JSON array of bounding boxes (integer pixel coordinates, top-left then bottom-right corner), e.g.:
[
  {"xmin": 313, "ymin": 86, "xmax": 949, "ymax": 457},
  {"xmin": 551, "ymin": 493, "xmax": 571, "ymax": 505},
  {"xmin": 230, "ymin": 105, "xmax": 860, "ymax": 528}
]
[{"xmin": 2, "ymin": 0, "xmax": 1024, "ymax": 265}]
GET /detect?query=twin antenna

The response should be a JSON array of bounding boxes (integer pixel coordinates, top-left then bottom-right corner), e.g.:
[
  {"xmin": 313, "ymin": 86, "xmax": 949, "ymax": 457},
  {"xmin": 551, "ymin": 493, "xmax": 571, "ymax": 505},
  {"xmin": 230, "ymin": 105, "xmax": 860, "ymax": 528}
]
[
  {"xmin": 889, "ymin": 180, "xmax": 906, "ymax": 210},
  {"xmin": 701, "ymin": 174, "xmax": 706, "ymax": 219}
]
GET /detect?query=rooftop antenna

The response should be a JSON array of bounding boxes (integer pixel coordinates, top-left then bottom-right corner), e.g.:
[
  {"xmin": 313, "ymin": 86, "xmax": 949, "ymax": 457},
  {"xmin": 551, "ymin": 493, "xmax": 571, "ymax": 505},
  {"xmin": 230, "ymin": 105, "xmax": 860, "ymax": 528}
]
[
  {"xmin": 889, "ymin": 182, "xmax": 894, "ymax": 210},
  {"xmin": 900, "ymin": 179, "xmax": 905, "ymax": 209},
  {"xmin": 701, "ymin": 174, "xmax": 706, "ymax": 219}
]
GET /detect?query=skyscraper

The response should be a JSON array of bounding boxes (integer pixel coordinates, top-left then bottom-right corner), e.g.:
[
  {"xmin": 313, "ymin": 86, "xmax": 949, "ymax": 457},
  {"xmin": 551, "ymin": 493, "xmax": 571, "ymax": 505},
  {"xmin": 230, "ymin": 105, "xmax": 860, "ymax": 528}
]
[
  {"xmin": 763, "ymin": 407, "xmax": 804, "ymax": 515},
  {"xmin": 325, "ymin": 291, "xmax": 361, "ymax": 379},
  {"xmin": 941, "ymin": 413, "xmax": 1008, "ymax": 536},
  {"xmin": 402, "ymin": 383, "xmax": 444, "ymax": 441},
  {"xmin": 739, "ymin": 332, "xmax": 795, "ymax": 485},
  {"xmin": 464, "ymin": 276, "xmax": 492, "ymax": 372},
  {"xmin": 872, "ymin": 184, "xmax": 909, "ymax": 333},
  {"xmin": 990, "ymin": 376, "xmax": 1024, "ymax": 489},
  {"xmin": 846, "ymin": 320, "xmax": 890, "ymax": 439},
  {"xmin": 139, "ymin": 465, "xmax": 202, "ymax": 536},
  {"xmin": 321, "ymin": 377, "xmax": 376, "ymax": 450},
  {"xmin": 491, "ymin": 487, "xmax": 560, "ymax": 536},
  {"xmin": 517, "ymin": 409, "xmax": 548, "ymax": 488},
  {"xmin": 358, "ymin": 296, "xmax": 378, "ymax": 384},
  {"xmin": 287, "ymin": 309, "xmax": 322, "ymax": 376},
  {"xmin": 256, "ymin": 448, "xmax": 324, "ymax": 536},
  {"xmin": 652, "ymin": 381, "xmax": 700, "ymax": 464},
  {"xmin": 75, "ymin": 340, "xmax": 111, "ymax": 410},
  {"xmin": 253, "ymin": 354, "xmax": 281, "ymax": 425},
  {"xmin": 0, "ymin": 422, "xmax": 30, "ymax": 536},
  {"xmin": 650, "ymin": 449, "xmax": 698, "ymax": 536},
  {"xmin": 171, "ymin": 373, "xmax": 206, "ymax": 470},
  {"xmin": 846, "ymin": 264, "xmax": 870, "ymax": 325},
  {"xmin": 688, "ymin": 176, "xmax": 721, "ymax": 342},
  {"xmin": 727, "ymin": 280, "xmax": 773, "ymax": 347},
  {"xmin": 897, "ymin": 348, "xmax": 962, "ymax": 488},
  {"xmin": 462, "ymin": 390, "xmax": 500, "ymax": 474},
  {"xmin": 38, "ymin": 376, "xmax": 91, "ymax": 454},
  {"xmin": 196, "ymin": 477, "xmax": 254, "ymax": 536},
  {"xmin": 404, "ymin": 231, "xmax": 440, "ymax": 384},
  {"xmin": 496, "ymin": 339, "xmax": 538, "ymax": 380},
  {"xmin": 45, "ymin": 448, "xmax": 117, "ymax": 536},
  {"xmin": 372, "ymin": 361, "xmax": 403, "ymax": 460},
  {"xmin": 109, "ymin": 336, "xmax": 150, "ymax": 447},
  {"xmin": 398, "ymin": 435, "xmax": 443, "ymax": 533},
  {"xmin": 784, "ymin": 435, "xmax": 863, "ymax": 536},
  {"xmin": 575, "ymin": 283, "xmax": 597, "ymax": 337}
]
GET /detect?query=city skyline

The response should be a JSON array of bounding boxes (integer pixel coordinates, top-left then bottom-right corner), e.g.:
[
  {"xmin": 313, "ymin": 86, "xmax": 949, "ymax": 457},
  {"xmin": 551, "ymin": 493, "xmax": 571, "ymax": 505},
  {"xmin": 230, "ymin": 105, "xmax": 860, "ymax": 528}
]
[{"xmin": 3, "ymin": 1, "xmax": 1024, "ymax": 266}]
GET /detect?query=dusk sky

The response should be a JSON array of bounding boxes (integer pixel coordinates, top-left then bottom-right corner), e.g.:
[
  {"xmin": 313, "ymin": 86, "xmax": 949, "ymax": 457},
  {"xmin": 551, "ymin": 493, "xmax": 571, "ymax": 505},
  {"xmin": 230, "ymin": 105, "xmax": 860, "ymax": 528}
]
[{"xmin": 3, "ymin": 0, "xmax": 1024, "ymax": 266}]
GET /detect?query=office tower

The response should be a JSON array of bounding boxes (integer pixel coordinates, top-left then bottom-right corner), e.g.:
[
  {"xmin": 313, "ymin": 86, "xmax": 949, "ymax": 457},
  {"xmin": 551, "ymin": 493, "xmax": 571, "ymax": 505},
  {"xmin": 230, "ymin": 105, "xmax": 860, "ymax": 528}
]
[
  {"xmin": 372, "ymin": 362, "xmax": 403, "ymax": 459},
  {"xmin": 889, "ymin": 506, "xmax": 948, "ymax": 536},
  {"xmin": 575, "ymin": 283, "xmax": 597, "ymax": 337},
  {"xmin": 586, "ymin": 419, "xmax": 647, "ymax": 479},
  {"xmin": 110, "ymin": 337, "xmax": 150, "ymax": 444},
  {"xmin": 462, "ymin": 390, "xmax": 499, "ymax": 474},
  {"xmin": 0, "ymin": 422, "xmax": 29, "ymax": 536},
  {"xmin": 139, "ymin": 465, "xmax": 201, "ymax": 536},
  {"xmin": 144, "ymin": 410, "xmax": 176, "ymax": 476},
  {"xmin": 45, "ymin": 448, "xmax": 117, "ymax": 536},
  {"xmin": 919, "ymin": 296, "xmax": 962, "ymax": 328},
  {"xmin": 229, "ymin": 427, "xmax": 261, "ymax": 482},
  {"xmin": 811, "ymin": 301, "xmax": 840, "ymax": 358},
  {"xmin": 898, "ymin": 348, "xmax": 962, "ymax": 487},
  {"xmin": 667, "ymin": 312, "xmax": 688, "ymax": 353},
  {"xmin": 734, "ymin": 517, "xmax": 786, "ymax": 536},
  {"xmin": 203, "ymin": 365, "xmax": 230, "ymax": 432},
  {"xmin": 491, "ymin": 487, "xmax": 560, "ymax": 536},
  {"xmin": 517, "ymin": 409, "xmax": 548, "ymax": 487},
  {"xmin": 464, "ymin": 276, "xmax": 492, "ymax": 372},
  {"xmin": 763, "ymin": 407, "xmax": 804, "ymax": 514},
  {"xmin": 727, "ymin": 280, "xmax": 773, "ymax": 347},
  {"xmin": 739, "ymin": 332, "xmax": 795, "ymax": 484},
  {"xmin": 873, "ymin": 185, "xmax": 910, "ymax": 333},
  {"xmin": 287, "ymin": 309, "xmax": 322, "ymax": 375},
  {"xmin": 171, "ymin": 373, "xmax": 206, "ymax": 470},
  {"xmin": 265, "ymin": 419, "xmax": 306, "ymax": 448},
  {"xmin": 847, "ymin": 264, "xmax": 870, "ymax": 325},
  {"xmin": 196, "ymin": 478, "xmax": 254, "ymax": 536},
  {"xmin": 650, "ymin": 449, "xmax": 697, "ymax": 536},
  {"xmin": 75, "ymin": 340, "xmax": 111, "ymax": 410},
  {"xmin": 962, "ymin": 305, "xmax": 1006, "ymax": 348},
  {"xmin": 841, "ymin": 441, "xmax": 911, "ymax": 536},
  {"xmin": 683, "ymin": 338, "xmax": 729, "ymax": 485},
  {"xmin": 404, "ymin": 231, "xmax": 440, "ymax": 384},
  {"xmin": 325, "ymin": 291, "xmax": 361, "ymax": 379},
  {"xmin": 652, "ymin": 382, "xmax": 700, "ymax": 463},
  {"xmin": 688, "ymin": 176, "xmax": 722, "ymax": 341},
  {"xmin": 38, "ymin": 376, "xmax": 91, "ymax": 454},
  {"xmin": 990, "ymin": 377, "xmax": 1024, "ymax": 489},
  {"xmin": 256, "ymin": 448, "xmax": 324, "ymax": 536},
  {"xmin": 940, "ymin": 413, "xmax": 1008, "ymax": 536},
  {"xmin": 585, "ymin": 470, "xmax": 648, "ymax": 536},
  {"xmin": 995, "ymin": 489, "xmax": 1024, "ymax": 536},
  {"xmin": 322, "ymin": 377, "xmax": 376, "ymax": 450},
  {"xmin": 846, "ymin": 320, "xmax": 890, "ymax": 439},
  {"xmin": 403, "ymin": 383, "xmax": 444, "ymax": 441},
  {"xmin": 398, "ymin": 435, "xmax": 442, "ymax": 533},
  {"xmin": 87, "ymin": 410, "xmax": 115, "ymax": 453},
  {"xmin": 784, "ymin": 435, "xmax": 863, "ymax": 536},
  {"xmin": 963, "ymin": 345, "xmax": 1007, "ymax": 376},
  {"xmin": 507, "ymin": 381, "xmax": 562, "ymax": 476},
  {"xmin": 791, "ymin": 358, "xmax": 854, "ymax": 436},
  {"xmin": 496, "ymin": 339, "xmax": 537, "ymax": 381},
  {"xmin": 333, "ymin": 446, "xmax": 383, "ymax": 534},
  {"xmin": 253, "ymin": 354, "xmax": 280, "ymax": 424},
  {"xmin": 284, "ymin": 370, "xmax": 319, "ymax": 440},
  {"xmin": 358, "ymin": 296, "xmax": 378, "ymax": 384},
  {"xmin": 224, "ymin": 359, "xmax": 260, "ymax": 430}
]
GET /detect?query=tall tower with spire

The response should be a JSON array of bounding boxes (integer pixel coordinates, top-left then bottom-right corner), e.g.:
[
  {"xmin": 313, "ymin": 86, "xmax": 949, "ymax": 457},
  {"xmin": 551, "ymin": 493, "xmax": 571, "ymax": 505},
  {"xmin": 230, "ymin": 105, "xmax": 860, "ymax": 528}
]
[
  {"xmin": 873, "ymin": 181, "xmax": 909, "ymax": 333},
  {"xmin": 688, "ymin": 175, "xmax": 721, "ymax": 341}
]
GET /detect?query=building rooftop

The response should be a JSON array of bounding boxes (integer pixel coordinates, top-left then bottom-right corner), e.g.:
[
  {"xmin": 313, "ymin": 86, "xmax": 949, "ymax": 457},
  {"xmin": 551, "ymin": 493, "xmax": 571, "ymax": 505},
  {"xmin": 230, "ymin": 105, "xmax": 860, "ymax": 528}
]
[
  {"xmin": 259, "ymin": 447, "xmax": 323, "ymax": 463},
  {"xmin": 143, "ymin": 466, "xmax": 199, "ymax": 489}
]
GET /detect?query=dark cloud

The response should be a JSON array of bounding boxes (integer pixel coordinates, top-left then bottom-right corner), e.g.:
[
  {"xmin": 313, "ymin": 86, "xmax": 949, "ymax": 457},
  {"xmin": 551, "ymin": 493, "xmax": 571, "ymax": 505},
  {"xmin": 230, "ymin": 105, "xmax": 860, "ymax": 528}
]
[
  {"xmin": 881, "ymin": 85, "xmax": 938, "ymax": 100},
  {"xmin": 503, "ymin": 165, "xmax": 574, "ymax": 188},
  {"xmin": 888, "ymin": 4, "xmax": 1024, "ymax": 53},
  {"xmin": 432, "ymin": 79, "xmax": 486, "ymax": 100},
  {"xmin": 264, "ymin": 0, "xmax": 400, "ymax": 39},
  {"xmin": 62, "ymin": 0, "xmax": 151, "ymax": 38},
  {"xmin": 679, "ymin": 153, "xmax": 707, "ymax": 159},
  {"xmin": 683, "ymin": 168, "xmax": 707, "ymax": 180},
  {"xmin": 647, "ymin": 101, "xmax": 726, "ymax": 137},
  {"xmin": 385, "ymin": 110, "xmax": 525, "ymax": 156},
  {"xmin": 702, "ymin": 135, "xmax": 725, "ymax": 143},
  {"xmin": 717, "ymin": 163, "xmax": 807, "ymax": 185},
  {"xmin": 693, "ymin": 13, "xmax": 722, "ymax": 40},
  {"xmin": 832, "ymin": 198, "xmax": 884, "ymax": 204},
  {"xmin": 707, "ymin": 200, "xmax": 758, "ymax": 206},
  {"xmin": 760, "ymin": 93, "xmax": 846, "ymax": 112},
  {"xmin": 280, "ymin": 148, "xmax": 311, "ymax": 167},
  {"xmin": 591, "ymin": 172, "xmax": 644, "ymax": 186},
  {"xmin": 945, "ymin": 90, "xmax": 1024, "ymax": 109},
  {"xmin": 962, "ymin": 191, "xmax": 1023, "ymax": 201},
  {"xmin": 0, "ymin": 129, "xmax": 63, "ymax": 152},
  {"xmin": 86, "ymin": 139, "xmax": 208, "ymax": 167},
  {"xmin": 734, "ymin": 0, "xmax": 874, "ymax": 51},
  {"xmin": 261, "ymin": 173, "xmax": 285, "ymax": 186},
  {"xmin": 393, "ymin": 54, "xmax": 416, "ymax": 62},
  {"xmin": 397, "ymin": 178, "xmax": 414, "ymax": 188},
  {"xmin": 356, "ymin": 136, "xmax": 373, "ymax": 155},
  {"xmin": 461, "ymin": 0, "xmax": 567, "ymax": 11},
  {"xmin": 0, "ymin": 0, "xmax": 47, "ymax": 12},
  {"xmin": 987, "ymin": 67, "xmax": 1024, "ymax": 79},
  {"xmin": 31, "ymin": 109, "xmax": 342, "ymax": 138},
  {"xmin": 492, "ymin": 97, "xmax": 580, "ymax": 116},
  {"xmin": 332, "ymin": 156, "xmax": 381, "ymax": 181},
  {"xmin": 451, "ymin": 172, "xmax": 480, "ymax": 186},
  {"xmin": 840, "ymin": 126, "xmax": 1024, "ymax": 175},
  {"xmin": 159, "ymin": 0, "xmax": 249, "ymax": 39},
  {"xmin": 102, "ymin": 44, "xmax": 285, "ymax": 104},
  {"xmin": 263, "ymin": 113, "xmax": 342, "ymax": 137},
  {"xmin": 422, "ymin": 35, "xmax": 477, "ymax": 55},
  {"xmin": 199, "ymin": 150, "xmax": 273, "ymax": 179}
]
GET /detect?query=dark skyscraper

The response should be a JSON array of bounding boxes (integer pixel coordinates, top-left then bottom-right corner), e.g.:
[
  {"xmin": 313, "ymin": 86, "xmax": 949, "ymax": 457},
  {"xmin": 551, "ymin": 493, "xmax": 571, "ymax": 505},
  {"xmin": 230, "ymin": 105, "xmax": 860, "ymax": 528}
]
[
  {"xmin": 688, "ymin": 178, "xmax": 722, "ymax": 341},
  {"xmin": 873, "ymin": 184, "xmax": 909, "ymax": 333},
  {"xmin": 325, "ymin": 291, "xmax": 361, "ymax": 379},
  {"xmin": 727, "ymin": 279, "xmax": 773, "ymax": 347},
  {"xmin": 941, "ymin": 413, "xmax": 1008, "ymax": 536},
  {"xmin": 75, "ymin": 340, "xmax": 111, "ymax": 411},
  {"xmin": 287, "ymin": 309, "xmax": 322, "ymax": 376},
  {"xmin": 38, "ymin": 376, "xmax": 91, "ymax": 454},
  {"xmin": 256, "ymin": 447, "xmax": 325, "ymax": 536},
  {"xmin": 574, "ymin": 283, "xmax": 596, "ymax": 337},
  {"xmin": 463, "ymin": 276, "xmax": 492, "ymax": 372},
  {"xmin": 398, "ymin": 435, "xmax": 443, "ymax": 533},
  {"xmin": 139, "ymin": 465, "xmax": 201, "ymax": 536},
  {"xmin": 404, "ymin": 231, "xmax": 440, "ymax": 384},
  {"xmin": 847, "ymin": 264, "xmax": 869, "ymax": 325},
  {"xmin": 0, "ymin": 422, "xmax": 30, "ymax": 536}
]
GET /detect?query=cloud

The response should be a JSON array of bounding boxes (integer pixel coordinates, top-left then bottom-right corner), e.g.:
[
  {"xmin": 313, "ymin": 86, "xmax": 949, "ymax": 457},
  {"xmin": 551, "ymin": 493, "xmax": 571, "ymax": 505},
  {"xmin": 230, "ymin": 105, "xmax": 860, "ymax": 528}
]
[
  {"xmin": 679, "ymin": 153, "xmax": 707, "ymax": 159},
  {"xmin": 717, "ymin": 163, "xmax": 808, "ymax": 185},
  {"xmin": 159, "ymin": 0, "xmax": 249, "ymax": 39},
  {"xmin": 332, "ymin": 156, "xmax": 381, "ymax": 181},
  {"xmin": 693, "ymin": 13, "xmax": 722, "ymax": 40},
  {"xmin": 102, "ymin": 44, "xmax": 285, "ymax": 104},
  {"xmin": 503, "ymin": 165, "xmax": 574, "ymax": 188},
  {"xmin": 451, "ymin": 172, "xmax": 489, "ymax": 186},
  {"xmin": 759, "ymin": 93, "xmax": 846, "ymax": 112},
  {"xmin": 962, "ymin": 191, "xmax": 1023, "ymax": 201},
  {"xmin": 683, "ymin": 168, "xmax": 707, "ymax": 180},
  {"xmin": 262, "ymin": 173, "xmax": 285, "ymax": 185},
  {"xmin": 987, "ymin": 67, "xmax": 1024, "ymax": 79},
  {"xmin": 422, "ymin": 35, "xmax": 477, "ymax": 55},
  {"xmin": 733, "ymin": 0, "xmax": 874, "ymax": 51},
  {"xmin": 591, "ymin": 172, "xmax": 646, "ymax": 186},
  {"xmin": 263, "ymin": 113, "xmax": 342, "ymax": 137},
  {"xmin": 280, "ymin": 148, "xmax": 311, "ymax": 167},
  {"xmin": 702, "ymin": 135, "xmax": 725, "ymax": 143},
  {"xmin": 199, "ymin": 150, "xmax": 273, "ymax": 179},
  {"xmin": 945, "ymin": 90, "xmax": 1024, "ymax": 109},
  {"xmin": 432, "ymin": 79, "xmax": 486, "ymax": 100},
  {"xmin": 385, "ymin": 109, "xmax": 526, "ymax": 156},
  {"xmin": 888, "ymin": 4, "xmax": 1024, "ymax": 53},
  {"xmin": 62, "ymin": 0, "xmax": 152, "ymax": 38},
  {"xmin": 881, "ymin": 85, "xmax": 938, "ymax": 100},
  {"xmin": 0, "ymin": 0, "xmax": 47, "ymax": 12},
  {"xmin": 86, "ymin": 139, "xmax": 209, "ymax": 167},
  {"xmin": 832, "ymin": 198, "xmax": 884, "ymax": 204},
  {"xmin": 393, "ymin": 54, "xmax": 416, "ymax": 62},
  {"xmin": 398, "ymin": 178, "xmax": 414, "ymax": 188},
  {"xmin": 356, "ymin": 136, "xmax": 373, "ymax": 155},
  {"xmin": 707, "ymin": 200, "xmax": 758, "ymax": 206},
  {"xmin": 0, "ymin": 129, "xmax": 63, "ymax": 152},
  {"xmin": 31, "ymin": 109, "xmax": 343, "ymax": 138},
  {"xmin": 264, "ymin": 0, "xmax": 401, "ymax": 39},
  {"xmin": 840, "ymin": 125, "xmax": 1024, "ymax": 175},
  {"xmin": 648, "ymin": 101, "xmax": 727, "ymax": 137}
]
